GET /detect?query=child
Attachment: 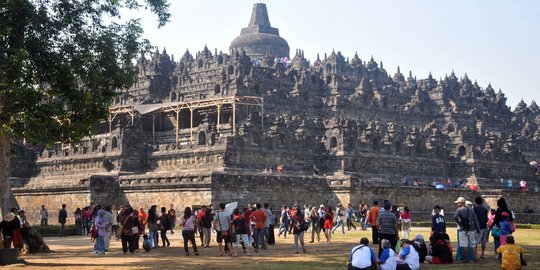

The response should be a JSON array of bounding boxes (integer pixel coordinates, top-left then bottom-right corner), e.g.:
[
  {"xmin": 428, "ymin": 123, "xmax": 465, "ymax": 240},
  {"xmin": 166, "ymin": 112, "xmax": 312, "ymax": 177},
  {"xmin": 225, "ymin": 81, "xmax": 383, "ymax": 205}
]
[
  {"xmin": 90, "ymin": 225, "xmax": 98, "ymax": 243},
  {"xmin": 431, "ymin": 205, "xmax": 446, "ymax": 236},
  {"xmin": 499, "ymin": 212, "xmax": 512, "ymax": 245},
  {"xmin": 496, "ymin": 235, "xmax": 524, "ymax": 270},
  {"xmin": 143, "ymin": 234, "xmax": 152, "ymax": 252}
]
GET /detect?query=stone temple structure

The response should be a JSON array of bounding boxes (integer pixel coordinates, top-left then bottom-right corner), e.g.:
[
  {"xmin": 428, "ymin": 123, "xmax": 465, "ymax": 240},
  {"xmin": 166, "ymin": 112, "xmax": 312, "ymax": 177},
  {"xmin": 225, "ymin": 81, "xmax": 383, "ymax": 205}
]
[{"xmin": 10, "ymin": 3, "xmax": 540, "ymax": 223}]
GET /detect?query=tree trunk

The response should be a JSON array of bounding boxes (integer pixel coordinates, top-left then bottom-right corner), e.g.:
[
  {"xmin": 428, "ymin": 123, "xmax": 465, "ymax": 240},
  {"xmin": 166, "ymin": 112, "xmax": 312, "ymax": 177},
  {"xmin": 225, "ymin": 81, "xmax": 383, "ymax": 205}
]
[{"xmin": 0, "ymin": 135, "xmax": 11, "ymax": 216}]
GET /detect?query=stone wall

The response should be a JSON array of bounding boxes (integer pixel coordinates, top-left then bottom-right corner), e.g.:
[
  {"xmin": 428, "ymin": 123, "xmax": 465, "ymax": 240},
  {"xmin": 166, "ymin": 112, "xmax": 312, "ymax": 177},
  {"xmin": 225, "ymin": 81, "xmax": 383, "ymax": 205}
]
[{"xmin": 12, "ymin": 171, "xmax": 540, "ymax": 225}]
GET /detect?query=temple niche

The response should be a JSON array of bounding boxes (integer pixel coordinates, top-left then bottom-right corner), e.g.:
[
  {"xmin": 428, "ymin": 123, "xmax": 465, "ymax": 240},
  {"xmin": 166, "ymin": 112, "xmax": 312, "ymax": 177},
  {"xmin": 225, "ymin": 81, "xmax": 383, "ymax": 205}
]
[{"xmin": 10, "ymin": 3, "xmax": 540, "ymax": 219}]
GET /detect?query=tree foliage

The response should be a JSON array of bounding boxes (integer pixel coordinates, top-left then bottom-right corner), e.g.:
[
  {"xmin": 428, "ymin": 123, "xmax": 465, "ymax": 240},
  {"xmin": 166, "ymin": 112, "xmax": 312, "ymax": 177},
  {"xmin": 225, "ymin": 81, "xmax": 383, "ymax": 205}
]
[{"xmin": 0, "ymin": 0, "xmax": 170, "ymax": 144}]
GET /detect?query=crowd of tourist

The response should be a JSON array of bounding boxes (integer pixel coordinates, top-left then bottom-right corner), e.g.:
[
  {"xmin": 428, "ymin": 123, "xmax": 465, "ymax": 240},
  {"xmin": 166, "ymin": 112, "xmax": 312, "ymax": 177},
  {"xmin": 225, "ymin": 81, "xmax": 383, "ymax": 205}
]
[{"xmin": 0, "ymin": 195, "xmax": 528, "ymax": 269}]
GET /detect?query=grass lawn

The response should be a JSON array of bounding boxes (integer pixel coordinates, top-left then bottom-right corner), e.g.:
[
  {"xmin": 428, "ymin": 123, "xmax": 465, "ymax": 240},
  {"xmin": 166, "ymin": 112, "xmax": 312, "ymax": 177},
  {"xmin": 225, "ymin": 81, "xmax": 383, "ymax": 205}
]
[{"xmin": 8, "ymin": 226, "xmax": 539, "ymax": 269}]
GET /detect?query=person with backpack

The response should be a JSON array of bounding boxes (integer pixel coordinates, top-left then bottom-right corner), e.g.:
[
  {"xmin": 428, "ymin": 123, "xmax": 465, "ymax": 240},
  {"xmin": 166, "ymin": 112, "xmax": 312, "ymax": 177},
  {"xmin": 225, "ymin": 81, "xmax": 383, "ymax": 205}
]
[
  {"xmin": 159, "ymin": 207, "xmax": 170, "ymax": 247},
  {"xmin": 231, "ymin": 208, "xmax": 254, "ymax": 256},
  {"xmin": 332, "ymin": 203, "xmax": 345, "ymax": 234},
  {"xmin": 289, "ymin": 205, "xmax": 307, "ymax": 254},
  {"xmin": 180, "ymin": 207, "xmax": 199, "ymax": 256},
  {"xmin": 454, "ymin": 197, "xmax": 480, "ymax": 263},
  {"xmin": 499, "ymin": 212, "xmax": 513, "ymax": 246}
]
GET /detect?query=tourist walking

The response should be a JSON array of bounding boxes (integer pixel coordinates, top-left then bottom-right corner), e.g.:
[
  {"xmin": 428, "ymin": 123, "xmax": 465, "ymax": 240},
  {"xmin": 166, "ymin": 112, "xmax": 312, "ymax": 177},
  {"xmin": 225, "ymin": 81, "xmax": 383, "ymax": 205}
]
[
  {"xmin": 180, "ymin": 207, "xmax": 199, "ymax": 256},
  {"xmin": 148, "ymin": 205, "xmax": 159, "ymax": 248},
  {"xmin": 277, "ymin": 205, "xmax": 290, "ymax": 238},
  {"xmin": 267, "ymin": 205, "xmax": 276, "ymax": 245},
  {"xmin": 251, "ymin": 203, "xmax": 267, "ymax": 251},
  {"xmin": 264, "ymin": 203, "xmax": 273, "ymax": 245},
  {"xmin": 112, "ymin": 205, "xmax": 119, "ymax": 237},
  {"xmin": 104, "ymin": 207, "xmax": 114, "ymax": 251},
  {"xmin": 323, "ymin": 207, "xmax": 333, "ymax": 243},
  {"xmin": 309, "ymin": 206, "xmax": 320, "ymax": 243},
  {"xmin": 196, "ymin": 206, "xmax": 206, "ymax": 246},
  {"xmin": 201, "ymin": 207, "xmax": 213, "ymax": 247},
  {"xmin": 74, "ymin": 208, "xmax": 83, "ymax": 235},
  {"xmin": 368, "ymin": 201, "xmax": 380, "ymax": 244},
  {"xmin": 400, "ymin": 207, "xmax": 411, "ymax": 240},
  {"xmin": 159, "ymin": 207, "xmax": 171, "ymax": 247},
  {"xmin": 40, "ymin": 205, "xmax": 48, "ymax": 226},
  {"xmin": 289, "ymin": 205, "xmax": 306, "ymax": 254},
  {"xmin": 213, "ymin": 203, "xmax": 232, "ymax": 256},
  {"xmin": 168, "ymin": 204, "xmax": 176, "ymax": 235},
  {"xmin": 119, "ymin": 207, "xmax": 138, "ymax": 254},
  {"xmin": 331, "ymin": 203, "xmax": 345, "ymax": 234},
  {"xmin": 377, "ymin": 200, "xmax": 398, "ymax": 257},
  {"xmin": 93, "ymin": 209, "xmax": 107, "ymax": 255},
  {"xmin": 58, "ymin": 204, "xmax": 67, "ymax": 237},
  {"xmin": 231, "ymin": 208, "xmax": 254, "ymax": 256},
  {"xmin": 346, "ymin": 203, "xmax": 357, "ymax": 231}
]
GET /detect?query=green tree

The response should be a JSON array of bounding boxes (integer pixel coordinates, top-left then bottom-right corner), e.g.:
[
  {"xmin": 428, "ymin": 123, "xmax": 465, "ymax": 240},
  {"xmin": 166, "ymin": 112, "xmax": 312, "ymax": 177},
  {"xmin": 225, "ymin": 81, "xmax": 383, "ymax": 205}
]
[{"xmin": 0, "ymin": 0, "xmax": 169, "ymax": 215}]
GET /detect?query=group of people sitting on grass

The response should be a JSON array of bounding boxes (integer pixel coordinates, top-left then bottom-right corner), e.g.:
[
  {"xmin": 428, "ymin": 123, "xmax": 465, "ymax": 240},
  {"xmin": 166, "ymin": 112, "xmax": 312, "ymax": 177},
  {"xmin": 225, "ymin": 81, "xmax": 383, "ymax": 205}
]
[{"xmin": 348, "ymin": 196, "xmax": 526, "ymax": 270}]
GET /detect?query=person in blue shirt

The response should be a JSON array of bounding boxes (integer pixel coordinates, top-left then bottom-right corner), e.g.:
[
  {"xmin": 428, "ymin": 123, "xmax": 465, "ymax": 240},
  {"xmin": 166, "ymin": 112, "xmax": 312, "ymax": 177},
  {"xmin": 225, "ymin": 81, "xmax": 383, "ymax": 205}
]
[
  {"xmin": 346, "ymin": 203, "xmax": 357, "ymax": 231},
  {"xmin": 349, "ymin": 237, "xmax": 377, "ymax": 270},
  {"xmin": 142, "ymin": 234, "xmax": 152, "ymax": 252},
  {"xmin": 431, "ymin": 205, "xmax": 446, "ymax": 242},
  {"xmin": 397, "ymin": 240, "xmax": 420, "ymax": 270}
]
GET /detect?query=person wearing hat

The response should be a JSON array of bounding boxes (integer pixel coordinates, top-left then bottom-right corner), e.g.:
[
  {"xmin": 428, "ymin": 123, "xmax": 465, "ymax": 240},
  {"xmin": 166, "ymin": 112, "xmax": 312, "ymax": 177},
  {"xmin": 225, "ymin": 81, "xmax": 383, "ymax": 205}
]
[
  {"xmin": 453, "ymin": 197, "xmax": 480, "ymax": 263},
  {"xmin": 0, "ymin": 212, "xmax": 21, "ymax": 248}
]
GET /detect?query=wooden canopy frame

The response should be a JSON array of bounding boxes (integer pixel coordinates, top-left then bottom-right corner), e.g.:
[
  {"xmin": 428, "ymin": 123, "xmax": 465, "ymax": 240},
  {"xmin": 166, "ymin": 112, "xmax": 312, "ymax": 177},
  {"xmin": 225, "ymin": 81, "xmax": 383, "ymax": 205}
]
[{"xmin": 108, "ymin": 96, "xmax": 264, "ymax": 144}]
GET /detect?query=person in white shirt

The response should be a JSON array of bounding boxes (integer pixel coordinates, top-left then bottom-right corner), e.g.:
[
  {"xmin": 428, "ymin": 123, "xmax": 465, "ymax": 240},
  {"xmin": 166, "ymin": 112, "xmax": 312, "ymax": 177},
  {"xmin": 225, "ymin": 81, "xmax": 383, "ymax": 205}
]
[
  {"xmin": 396, "ymin": 240, "xmax": 420, "ymax": 270},
  {"xmin": 349, "ymin": 237, "xmax": 377, "ymax": 270}
]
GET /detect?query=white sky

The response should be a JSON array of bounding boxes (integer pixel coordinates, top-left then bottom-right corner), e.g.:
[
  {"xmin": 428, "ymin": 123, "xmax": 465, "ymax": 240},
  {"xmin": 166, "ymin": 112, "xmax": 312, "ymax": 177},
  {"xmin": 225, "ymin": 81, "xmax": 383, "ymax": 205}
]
[{"xmin": 126, "ymin": 0, "xmax": 540, "ymax": 109}]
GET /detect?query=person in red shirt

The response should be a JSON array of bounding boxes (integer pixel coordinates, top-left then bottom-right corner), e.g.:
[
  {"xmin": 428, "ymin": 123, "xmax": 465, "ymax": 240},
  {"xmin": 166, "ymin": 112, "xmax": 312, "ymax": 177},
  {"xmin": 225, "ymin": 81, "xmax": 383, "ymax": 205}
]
[
  {"xmin": 196, "ymin": 205, "xmax": 206, "ymax": 246},
  {"xmin": 324, "ymin": 208, "xmax": 334, "ymax": 243},
  {"xmin": 250, "ymin": 203, "xmax": 267, "ymax": 251},
  {"xmin": 367, "ymin": 201, "xmax": 380, "ymax": 244}
]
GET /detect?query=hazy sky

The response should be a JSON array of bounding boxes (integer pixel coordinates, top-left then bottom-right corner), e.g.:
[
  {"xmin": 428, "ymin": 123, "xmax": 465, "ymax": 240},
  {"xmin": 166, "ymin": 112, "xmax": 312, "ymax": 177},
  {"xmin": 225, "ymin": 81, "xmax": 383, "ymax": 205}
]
[{"xmin": 127, "ymin": 0, "xmax": 539, "ymax": 109}]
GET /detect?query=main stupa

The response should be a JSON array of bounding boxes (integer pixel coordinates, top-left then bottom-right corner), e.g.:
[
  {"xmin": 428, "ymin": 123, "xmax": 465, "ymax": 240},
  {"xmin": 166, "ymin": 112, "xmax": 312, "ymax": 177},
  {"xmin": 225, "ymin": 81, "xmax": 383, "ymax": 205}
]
[{"xmin": 229, "ymin": 3, "xmax": 290, "ymax": 59}]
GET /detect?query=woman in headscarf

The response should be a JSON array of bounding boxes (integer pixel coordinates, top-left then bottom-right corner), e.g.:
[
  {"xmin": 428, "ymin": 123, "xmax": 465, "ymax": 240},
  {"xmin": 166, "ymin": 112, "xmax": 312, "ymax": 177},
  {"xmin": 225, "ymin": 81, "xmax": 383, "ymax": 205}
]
[{"xmin": 93, "ymin": 209, "xmax": 107, "ymax": 255}]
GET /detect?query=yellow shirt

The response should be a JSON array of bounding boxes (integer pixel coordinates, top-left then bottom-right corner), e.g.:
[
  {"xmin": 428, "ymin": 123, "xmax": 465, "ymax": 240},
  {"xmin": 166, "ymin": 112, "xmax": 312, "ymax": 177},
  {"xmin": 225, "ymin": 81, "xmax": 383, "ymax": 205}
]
[{"xmin": 496, "ymin": 244, "xmax": 523, "ymax": 270}]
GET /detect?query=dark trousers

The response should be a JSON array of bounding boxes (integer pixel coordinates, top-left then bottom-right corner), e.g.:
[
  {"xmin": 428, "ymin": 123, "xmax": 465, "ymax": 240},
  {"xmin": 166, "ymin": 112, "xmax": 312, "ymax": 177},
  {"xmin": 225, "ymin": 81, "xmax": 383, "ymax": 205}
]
[
  {"xmin": 160, "ymin": 229, "xmax": 169, "ymax": 247},
  {"xmin": 59, "ymin": 223, "xmax": 66, "ymax": 236},
  {"xmin": 347, "ymin": 218, "xmax": 356, "ymax": 230},
  {"xmin": 396, "ymin": 264, "xmax": 412, "ymax": 270},
  {"xmin": 371, "ymin": 225, "xmax": 379, "ymax": 244},
  {"xmin": 378, "ymin": 233, "xmax": 397, "ymax": 258},
  {"xmin": 253, "ymin": 228, "xmax": 266, "ymax": 249},
  {"xmin": 41, "ymin": 218, "xmax": 48, "ymax": 226},
  {"xmin": 182, "ymin": 230, "xmax": 198, "ymax": 254},
  {"xmin": 121, "ymin": 235, "xmax": 135, "ymax": 254}
]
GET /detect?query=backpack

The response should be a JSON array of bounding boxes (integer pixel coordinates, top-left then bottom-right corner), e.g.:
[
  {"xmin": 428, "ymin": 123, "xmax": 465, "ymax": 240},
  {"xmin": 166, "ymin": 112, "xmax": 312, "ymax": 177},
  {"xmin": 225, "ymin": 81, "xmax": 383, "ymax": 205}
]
[
  {"xmin": 202, "ymin": 213, "xmax": 213, "ymax": 228},
  {"xmin": 460, "ymin": 208, "xmax": 471, "ymax": 231}
]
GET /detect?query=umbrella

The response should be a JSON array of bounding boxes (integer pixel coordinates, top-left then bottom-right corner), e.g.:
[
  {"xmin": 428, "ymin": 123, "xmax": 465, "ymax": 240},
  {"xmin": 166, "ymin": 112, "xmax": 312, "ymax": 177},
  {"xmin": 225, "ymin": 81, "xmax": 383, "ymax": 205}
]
[
  {"xmin": 436, "ymin": 184, "xmax": 446, "ymax": 189},
  {"xmin": 224, "ymin": 202, "xmax": 238, "ymax": 216}
]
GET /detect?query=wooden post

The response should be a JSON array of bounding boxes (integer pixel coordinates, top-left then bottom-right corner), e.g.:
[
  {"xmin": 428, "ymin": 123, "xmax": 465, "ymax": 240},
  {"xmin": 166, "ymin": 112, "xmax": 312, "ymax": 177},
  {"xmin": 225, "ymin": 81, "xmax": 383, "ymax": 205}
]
[
  {"xmin": 232, "ymin": 103, "xmax": 236, "ymax": 135},
  {"xmin": 175, "ymin": 109, "xmax": 179, "ymax": 144},
  {"xmin": 217, "ymin": 104, "xmax": 221, "ymax": 133},
  {"xmin": 190, "ymin": 107, "xmax": 194, "ymax": 143},
  {"xmin": 152, "ymin": 113, "xmax": 155, "ymax": 145}
]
